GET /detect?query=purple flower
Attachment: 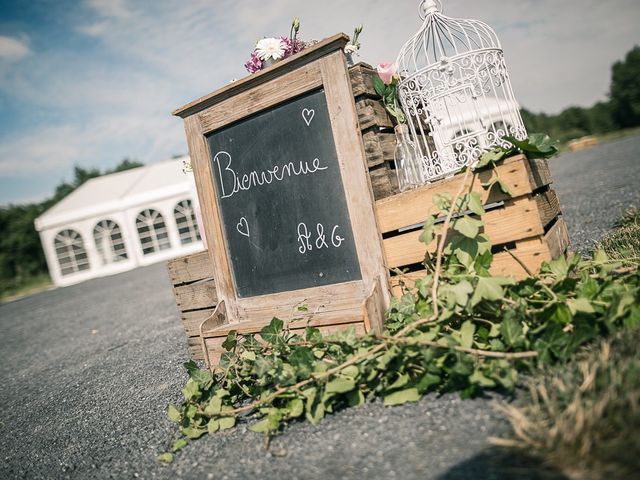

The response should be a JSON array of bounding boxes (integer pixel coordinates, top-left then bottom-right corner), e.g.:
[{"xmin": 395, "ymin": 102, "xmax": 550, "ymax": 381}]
[
  {"xmin": 280, "ymin": 36, "xmax": 305, "ymax": 58},
  {"xmin": 244, "ymin": 51, "xmax": 263, "ymax": 74}
]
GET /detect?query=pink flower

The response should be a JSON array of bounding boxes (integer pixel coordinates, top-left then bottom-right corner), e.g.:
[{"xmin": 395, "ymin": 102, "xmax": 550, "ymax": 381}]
[
  {"xmin": 377, "ymin": 63, "xmax": 397, "ymax": 85},
  {"xmin": 280, "ymin": 36, "xmax": 305, "ymax": 57},
  {"xmin": 244, "ymin": 51, "xmax": 263, "ymax": 74}
]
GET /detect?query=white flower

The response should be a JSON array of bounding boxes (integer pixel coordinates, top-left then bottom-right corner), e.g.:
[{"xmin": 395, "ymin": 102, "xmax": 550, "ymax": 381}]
[
  {"xmin": 255, "ymin": 37, "xmax": 286, "ymax": 61},
  {"xmin": 345, "ymin": 44, "xmax": 359, "ymax": 55}
]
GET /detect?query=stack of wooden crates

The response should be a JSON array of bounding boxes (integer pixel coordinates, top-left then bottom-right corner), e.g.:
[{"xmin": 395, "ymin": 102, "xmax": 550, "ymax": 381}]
[{"xmin": 168, "ymin": 63, "xmax": 569, "ymax": 362}]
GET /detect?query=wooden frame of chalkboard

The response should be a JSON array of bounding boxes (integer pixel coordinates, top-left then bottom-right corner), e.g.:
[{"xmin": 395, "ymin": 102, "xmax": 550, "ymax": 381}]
[{"xmin": 173, "ymin": 34, "xmax": 388, "ymax": 334}]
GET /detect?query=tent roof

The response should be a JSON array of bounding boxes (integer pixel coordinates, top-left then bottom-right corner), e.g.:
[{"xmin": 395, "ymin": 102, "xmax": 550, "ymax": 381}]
[{"xmin": 35, "ymin": 157, "xmax": 196, "ymax": 231}]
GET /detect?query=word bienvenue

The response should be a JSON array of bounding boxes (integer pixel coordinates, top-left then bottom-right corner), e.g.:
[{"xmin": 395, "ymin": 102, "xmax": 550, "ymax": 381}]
[
  {"xmin": 212, "ymin": 151, "xmax": 328, "ymax": 199},
  {"xmin": 297, "ymin": 223, "xmax": 345, "ymax": 254}
]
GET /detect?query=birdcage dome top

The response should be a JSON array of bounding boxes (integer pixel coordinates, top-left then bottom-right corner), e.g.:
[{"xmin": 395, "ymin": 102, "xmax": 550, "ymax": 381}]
[{"xmin": 396, "ymin": 0, "xmax": 502, "ymax": 78}]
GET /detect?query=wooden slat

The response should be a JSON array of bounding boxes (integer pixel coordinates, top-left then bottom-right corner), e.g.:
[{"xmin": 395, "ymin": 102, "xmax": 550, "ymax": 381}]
[
  {"xmin": 181, "ymin": 308, "xmax": 223, "ymax": 337},
  {"xmin": 375, "ymin": 155, "xmax": 554, "ymax": 234},
  {"xmin": 174, "ymin": 279, "xmax": 218, "ymax": 311},
  {"xmin": 362, "ymin": 130, "xmax": 395, "ymax": 168},
  {"xmin": 356, "ymin": 98, "xmax": 393, "ymax": 130},
  {"xmin": 389, "ymin": 218, "xmax": 570, "ymax": 296},
  {"xmin": 198, "ymin": 61, "xmax": 323, "ymax": 133},
  {"xmin": 167, "ymin": 250, "xmax": 212, "ymax": 285},
  {"xmin": 349, "ymin": 63, "xmax": 377, "ymax": 98},
  {"xmin": 535, "ymin": 189, "xmax": 561, "ymax": 228},
  {"xmin": 203, "ymin": 308, "xmax": 364, "ymax": 338},
  {"xmin": 544, "ymin": 217, "xmax": 570, "ymax": 259},
  {"xmin": 382, "ymin": 195, "xmax": 547, "ymax": 269}
]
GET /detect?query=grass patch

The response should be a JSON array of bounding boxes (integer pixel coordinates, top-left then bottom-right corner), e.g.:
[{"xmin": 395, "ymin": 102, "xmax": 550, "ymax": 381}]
[
  {"xmin": 0, "ymin": 273, "xmax": 53, "ymax": 303},
  {"xmin": 494, "ymin": 326, "xmax": 640, "ymax": 480},
  {"xmin": 595, "ymin": 126, "xmax": 640, "ymax": 144},
  {"xmin": 596, "ymin": 207, "xmax": 640, "ymax": 260}
]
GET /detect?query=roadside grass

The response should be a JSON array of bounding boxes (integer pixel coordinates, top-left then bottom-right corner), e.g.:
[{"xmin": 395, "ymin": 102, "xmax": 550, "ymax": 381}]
[
  {"xmin": 0, "ymin": 273, "xmax": 53, "ymax": 303},
  {"xmin": 494, "ymin": 210, "xmax": 640, "ymax": 479},
  {"xmin": 595, "ymin": 126, "xmax": 640, "ymax": 144},
  {"xmin": 596, "ymin": 207, "xmax": 640, "ymax": 260},
  {"xmin": 494, "ymin": 327, "xmax": 640, "ymax": 480}
]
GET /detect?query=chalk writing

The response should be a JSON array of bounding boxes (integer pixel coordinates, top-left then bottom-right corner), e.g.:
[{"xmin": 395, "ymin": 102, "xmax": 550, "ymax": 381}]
[
  {"xmin": 236, "ymin": 216, "xmax": 250, "ymax": 237},
  {"xmin": 302, "ymin": 108, "xmax": 315, "ymax": 126},
  {"xmin": 212, "ymin": 151, "xmax": 328, "ymax": 199},
  {"xmin": 297, "ymin": 222, "xmax": 345, "ymax": 254}
]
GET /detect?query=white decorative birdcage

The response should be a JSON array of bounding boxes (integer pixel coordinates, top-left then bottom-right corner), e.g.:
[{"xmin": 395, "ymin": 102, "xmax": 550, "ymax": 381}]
[{"xmin": 396, "ymin": 0, "xmax": 527, "ymax": 182}]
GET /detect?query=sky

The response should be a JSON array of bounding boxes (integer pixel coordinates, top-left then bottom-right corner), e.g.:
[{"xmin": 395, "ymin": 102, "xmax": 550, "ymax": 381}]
[{"xmin": 0, "ymin": 0, "xmax": 639, "ymax": 205}]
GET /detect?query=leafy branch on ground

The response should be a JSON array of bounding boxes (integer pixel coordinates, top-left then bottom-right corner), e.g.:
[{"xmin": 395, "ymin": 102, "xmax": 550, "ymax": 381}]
[{"xmin": 159, "ymin": 135, "xmax": 638, "ymax": 463}]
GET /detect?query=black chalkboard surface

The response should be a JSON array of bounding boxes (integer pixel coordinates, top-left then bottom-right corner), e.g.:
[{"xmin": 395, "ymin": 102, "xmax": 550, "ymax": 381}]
[{"xmin": 206, "ymin": 89, "xmax": 362, "ymax": 298}]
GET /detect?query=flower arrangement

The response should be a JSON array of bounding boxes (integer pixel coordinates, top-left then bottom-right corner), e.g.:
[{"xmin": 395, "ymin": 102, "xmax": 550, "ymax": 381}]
[
  {"xmin": 244, "ymin": 18, "xmax": 305, "ymax": 74},
  {"xmin": 344, "ymin": 25, "xmax": 363, "ymax": 61},
  {"xmin": 244, "ymin": 19, "xmax": 365, "ymax": 74},
  {"xmin": 373, "ymin": 63, "xmax": 406, "ymax": 123}
]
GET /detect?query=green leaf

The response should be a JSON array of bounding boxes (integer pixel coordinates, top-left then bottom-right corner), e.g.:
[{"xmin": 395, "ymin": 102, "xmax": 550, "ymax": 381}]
[
  {"xmin": 289, "ymin": 347, "xmax": 315, "ymax": 379},
  {"xmin": 416, "ymin": 373, "xmax": 440, "ymax": 393},
  {"xmin": 183, "ymin": 360, "xmax": 199, "ymax": 375},
  {"xmin": 181, "ymin": 426, "xmax": 207, "ymax": 440},
  {"xmin": 387, "ymin": 373, "xmax": 410, "ymax": 390},
  {"xmin": 221, "ymin": 331, "xmax": 237, "ymax": 351},
  {"xmin": 383, "ymin": 387, "xmax": 421, "ymax": 406},
  {"xmin": 204, "ymin": 396, "xmax": 222, "ymax": 416},
  {"xmin": 157, "ymin": 453, "xmax": 174, "ymax": 464},
  {"xmin": 453, "ymin": 216, "xmax": 484, "ymax": 239},
  {"xmin": 500, "ymin": 317, "xmax": 524, "ymax": 347},
  {"xmin": 449, "ymin": 280, "xmax": 474, "ymax": 307},
  {"xmin": 470, "ymin": 277, "xmax": 511, "ymax": 305},
  {"xmin": 218, "ymin": 416, "xmax": 236, "ymax": 431},
  {"xmin": 207, "ymin": 419, "xmax": 219, "ymax": 433},
  {"xmin": 171, "ymin": 438, "xmax": 188, "ymax": 453},
  {"xmin": 469, "ymin": 369, "xmax": 496, "ymax": 387},
  {"xmin": 465, "ymin": 192, "xmax": 486, "ymax": 216},
  {"xmin": 567, "ymin": 297, "xmax": 595, "ymax": 314},
  {"xmin": 459, "ymin": 320, "xmax": 475, "ymax": 349},
  {"xmin": 326, "ymin": 376, "xmax": 356, "ymax": 393},
  {"xmin": 182, "ymin": 379, "xmax": 201, "ymax": 401},
  {"xmin": 419, "ymin": 215, "xmax": 437, "ymax": 245},
  {"xmin": 433, "ymin": 193, "xmax": 452, "ymax": 211},
  {"xmin": 346, "ymin": 389, "xmax": 365, "ymax": 407},
  {"xmin": 260, "ymin": 317, "xmax": 285, "ymax": 345},
  {"xmin": 504, "ymin": 134, "xmax": 558, "ymax": 159},
  {"xmin": 190, "ymin": 368, "xmax": 213, "ymax": 389},
  {"xmin": 373, "ymin": 75, "xmax": 386, "ymax": 97},
  {"xmin": 287, "ymin": 398, "xmax": 304, "ymax": 418},
  {"xmin": 476, "ymin": 148, "xmax": 508, "ymax": 168},
  {"xmin": 167, "ymin": 404, "xmax": 181, "ymax": 423}
]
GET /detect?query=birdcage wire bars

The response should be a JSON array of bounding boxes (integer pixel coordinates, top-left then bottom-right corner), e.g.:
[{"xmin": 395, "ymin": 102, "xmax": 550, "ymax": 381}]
[{"xmin": 396, "ymin": 0, "xmax": 527, "ymax": 182}]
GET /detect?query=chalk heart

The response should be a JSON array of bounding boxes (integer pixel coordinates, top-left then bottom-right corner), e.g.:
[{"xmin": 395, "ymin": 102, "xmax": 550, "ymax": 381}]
[
  {"xmin": 302, "ymin": 108, "xmax": 315, "ymax": 127},
  {"xmin": 236, "ymin": 217, "xmax": 250, "ymax": 237}
]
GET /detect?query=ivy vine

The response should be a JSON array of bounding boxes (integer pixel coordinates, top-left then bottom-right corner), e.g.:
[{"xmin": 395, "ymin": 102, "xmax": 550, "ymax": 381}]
[{"xmin": 159, "ymin": 135, "xmax": 639, "ymax": 462}]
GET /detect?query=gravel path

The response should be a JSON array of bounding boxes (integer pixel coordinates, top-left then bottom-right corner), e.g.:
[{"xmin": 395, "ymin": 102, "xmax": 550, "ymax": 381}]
[{"xmin": 1, "ymin": 135, "xmax": 638, "ymax": 480}]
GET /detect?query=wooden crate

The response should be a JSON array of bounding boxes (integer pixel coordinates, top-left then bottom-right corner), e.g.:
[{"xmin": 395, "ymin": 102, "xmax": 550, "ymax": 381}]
[{"xmin": 168, "ymin": 63, "xmax": 569, "ymax": 364}]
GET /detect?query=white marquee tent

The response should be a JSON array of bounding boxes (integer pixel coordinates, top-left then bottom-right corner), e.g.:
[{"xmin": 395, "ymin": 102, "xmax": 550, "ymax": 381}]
[{"xmin": 34, "ymin": 157, "xmax": 204, "ymax": 287}]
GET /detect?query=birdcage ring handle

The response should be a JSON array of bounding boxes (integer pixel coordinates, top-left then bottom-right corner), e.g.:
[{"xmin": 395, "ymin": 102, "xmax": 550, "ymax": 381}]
[{"xmin": 419, "ymin": 0, "xmax": 443, "ymax": 19}]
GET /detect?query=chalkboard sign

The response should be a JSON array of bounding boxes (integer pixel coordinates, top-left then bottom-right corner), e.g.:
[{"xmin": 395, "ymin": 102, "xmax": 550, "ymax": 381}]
[{"xmin": 206, "ymin": 89, "xmax": 362, "ymax": 298}]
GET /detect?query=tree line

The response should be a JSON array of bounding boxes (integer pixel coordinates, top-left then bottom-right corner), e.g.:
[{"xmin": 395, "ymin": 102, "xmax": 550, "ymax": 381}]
[
  {"xmin": 520, "ymin": 45, "xmax": 640, "ymax": 142},
  {"xmin": 0, "ymin": 159, "xmax": 143, "ymax": 297}
]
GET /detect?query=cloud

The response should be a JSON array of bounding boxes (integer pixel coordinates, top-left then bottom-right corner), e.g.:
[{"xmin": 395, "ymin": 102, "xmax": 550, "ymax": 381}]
[
  {"xmin": 1, "ymin": 0, "xmax": 640, "ymax": 205},
  {"xmin": 85, "ymin": 0, "xmax": 131, "ymax": 19},
  {"xmin": 0, "ymin": 35, "xmax": 30, "ymax": 61}
]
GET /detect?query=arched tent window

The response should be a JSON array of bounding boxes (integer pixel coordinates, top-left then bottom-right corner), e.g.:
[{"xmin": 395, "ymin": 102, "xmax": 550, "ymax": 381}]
[
  {"xmin": 136, "ymin": 209, "xmax": 171, "ymax": 255},
  {"xmin": 174, "ymin": 199, "xmax": 202, "ymax": 245},
  {"xmin": 93, "ymin": 220, "xmax": 128, "ymax": 265},
  {"xmin": 54, "ymin": 229, "xmax": 90, "ymax": 276}
]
